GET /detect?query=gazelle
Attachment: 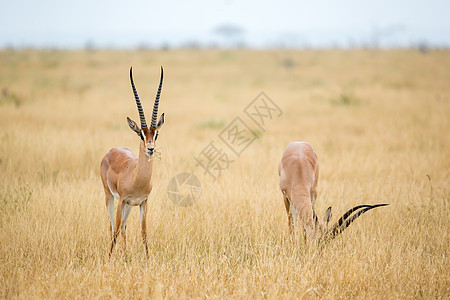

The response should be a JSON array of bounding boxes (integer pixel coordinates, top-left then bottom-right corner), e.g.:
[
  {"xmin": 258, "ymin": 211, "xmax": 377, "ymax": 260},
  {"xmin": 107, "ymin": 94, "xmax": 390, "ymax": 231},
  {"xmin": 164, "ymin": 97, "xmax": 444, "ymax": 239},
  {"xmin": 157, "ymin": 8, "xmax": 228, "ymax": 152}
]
[
  {"xmin": 278, "ymin": 142, "xmax": 387, "ymax": 246},
  {"xmin": 100, "ymin": 67, "xmax": 165, "ymax": 258}
]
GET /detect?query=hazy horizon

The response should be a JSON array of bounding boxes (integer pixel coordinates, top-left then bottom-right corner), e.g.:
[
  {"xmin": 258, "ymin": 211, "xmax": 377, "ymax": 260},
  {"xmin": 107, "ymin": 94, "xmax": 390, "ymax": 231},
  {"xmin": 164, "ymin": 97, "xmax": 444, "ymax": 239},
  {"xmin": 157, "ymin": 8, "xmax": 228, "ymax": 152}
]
[{"xmin": 1, "ymin": 0, "xmax": 449, "ymax": 49}]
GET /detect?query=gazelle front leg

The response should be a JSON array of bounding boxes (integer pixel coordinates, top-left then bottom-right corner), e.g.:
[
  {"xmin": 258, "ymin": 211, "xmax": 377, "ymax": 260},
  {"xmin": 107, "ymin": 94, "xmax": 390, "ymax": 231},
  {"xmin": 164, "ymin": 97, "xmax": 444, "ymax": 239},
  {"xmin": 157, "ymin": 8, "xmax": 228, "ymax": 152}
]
[
  {"xmin": 121, "ymin": 204, "xmax": 133, "ymax": 252},
  {"xmin": 109, "ymin": 200, "xmax": 125, "ymax": 258},
  {"xmin": 140, "ymin": 200, "xmax": 149, "ymax": 259}
]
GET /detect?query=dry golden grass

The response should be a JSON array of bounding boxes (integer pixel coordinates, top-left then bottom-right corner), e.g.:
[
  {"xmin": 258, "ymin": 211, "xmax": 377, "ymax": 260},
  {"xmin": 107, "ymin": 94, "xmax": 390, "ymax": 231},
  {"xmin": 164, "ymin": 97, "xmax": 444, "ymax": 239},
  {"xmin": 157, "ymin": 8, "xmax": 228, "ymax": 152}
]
[{"xmin": 0, "ymin": 48, "xmax": 449, "ymax": 299}]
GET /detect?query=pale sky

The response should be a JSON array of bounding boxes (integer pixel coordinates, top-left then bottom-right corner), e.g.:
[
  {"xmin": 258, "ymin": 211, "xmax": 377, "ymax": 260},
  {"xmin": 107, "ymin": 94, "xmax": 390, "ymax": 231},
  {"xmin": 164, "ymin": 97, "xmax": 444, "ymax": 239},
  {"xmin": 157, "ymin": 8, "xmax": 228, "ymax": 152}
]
[{"xmin": 1, "ymin": 0, "xmax": 449, "ymax": 48}]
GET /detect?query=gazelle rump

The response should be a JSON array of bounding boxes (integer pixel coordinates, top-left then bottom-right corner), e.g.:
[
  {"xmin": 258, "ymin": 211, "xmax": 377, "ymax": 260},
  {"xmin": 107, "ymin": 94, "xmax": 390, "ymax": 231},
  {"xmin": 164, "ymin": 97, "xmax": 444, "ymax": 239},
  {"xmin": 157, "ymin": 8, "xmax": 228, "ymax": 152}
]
[
  {"xmin": 278, "ymin": 142, "xmax": 388, "ymax": 246},
  {"xmin": 100, "ymin": 67, "xmax": 165, "ymax": 258}
]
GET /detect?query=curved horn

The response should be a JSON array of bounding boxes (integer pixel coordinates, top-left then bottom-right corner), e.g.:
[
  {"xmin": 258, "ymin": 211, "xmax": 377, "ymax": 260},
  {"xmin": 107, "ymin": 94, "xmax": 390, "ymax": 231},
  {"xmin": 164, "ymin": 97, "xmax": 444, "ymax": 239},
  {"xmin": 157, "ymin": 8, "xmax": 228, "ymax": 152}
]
[
  {"xmin": 320, "ymin": 203, "xmax": 389, "ymax": 243},
  {"xmin": 151, "ymin": 66, "xmax": 164, "ymax": 128},
  {"xmin": 327, "ymin": 204, "xmax": 372, "ymax": 235},
  {"xmin": 130, "ymin": 67, "xmax": 147, "ymax": 128},
  {"xmin": 338, "ymin": 204, "xmax": 388, "ymax": 232}
]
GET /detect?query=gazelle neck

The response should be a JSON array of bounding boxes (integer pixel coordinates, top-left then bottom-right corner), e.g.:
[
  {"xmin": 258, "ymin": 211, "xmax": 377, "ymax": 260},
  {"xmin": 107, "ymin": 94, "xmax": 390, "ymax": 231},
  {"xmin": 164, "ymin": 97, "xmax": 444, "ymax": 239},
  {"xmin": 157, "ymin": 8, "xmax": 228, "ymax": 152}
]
[{"xmin": 135, "ymin": 142, "xmax": 154, "ymax": 185}]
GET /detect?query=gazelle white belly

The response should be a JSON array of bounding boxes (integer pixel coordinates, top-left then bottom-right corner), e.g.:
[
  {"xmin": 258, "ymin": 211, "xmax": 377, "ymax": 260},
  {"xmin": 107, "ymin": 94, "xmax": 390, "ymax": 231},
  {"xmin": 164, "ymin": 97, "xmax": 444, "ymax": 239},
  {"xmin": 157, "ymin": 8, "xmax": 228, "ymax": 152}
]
[
  {"xmin": 106, "ymin": 173, "xmax": 148, "ymax": 205},
  {"xmin": 124, "ymin": 196, "xmax": 148, "ymax": 206}
]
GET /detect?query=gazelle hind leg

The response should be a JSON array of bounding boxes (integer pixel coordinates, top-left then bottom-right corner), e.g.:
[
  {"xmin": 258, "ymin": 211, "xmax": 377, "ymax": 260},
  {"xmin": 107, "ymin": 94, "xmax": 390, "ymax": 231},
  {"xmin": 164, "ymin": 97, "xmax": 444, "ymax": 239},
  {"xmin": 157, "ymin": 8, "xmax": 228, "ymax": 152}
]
[
  {"xmin": 106, "ymin": 194, "xmax": 114, "ymax": 238},
  {"xmin": 110, "ymin": 200, "xmax": 124, "ymax": 258}
]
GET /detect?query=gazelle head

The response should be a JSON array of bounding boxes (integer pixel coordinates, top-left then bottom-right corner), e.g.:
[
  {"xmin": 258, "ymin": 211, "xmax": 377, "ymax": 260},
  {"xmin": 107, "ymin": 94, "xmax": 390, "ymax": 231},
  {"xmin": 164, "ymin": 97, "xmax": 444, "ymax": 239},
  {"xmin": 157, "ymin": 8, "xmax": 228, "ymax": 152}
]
[
  {"xmin": 127, "ymin": 67, "xmax": 165, "ymax": 158},
  {"xmin": 305, "ymin": 206, "xmax": 332, "ymax": 242},
  {"xmin": 317, "ymin": 203, "xmax": 388, "ymax": 245}
]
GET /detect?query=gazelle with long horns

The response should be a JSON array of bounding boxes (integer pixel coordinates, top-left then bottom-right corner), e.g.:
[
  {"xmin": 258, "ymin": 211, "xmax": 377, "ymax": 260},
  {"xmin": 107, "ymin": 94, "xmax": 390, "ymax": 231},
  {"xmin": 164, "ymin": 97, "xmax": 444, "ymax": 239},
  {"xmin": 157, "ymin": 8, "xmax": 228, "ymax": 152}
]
[
  {"xmin": 278, "ymin": 142, "xmax": 387, "ymax": 246},
  {"xmin": 100, "ymin": 67, "xmax": 165, "ymax": 258}
]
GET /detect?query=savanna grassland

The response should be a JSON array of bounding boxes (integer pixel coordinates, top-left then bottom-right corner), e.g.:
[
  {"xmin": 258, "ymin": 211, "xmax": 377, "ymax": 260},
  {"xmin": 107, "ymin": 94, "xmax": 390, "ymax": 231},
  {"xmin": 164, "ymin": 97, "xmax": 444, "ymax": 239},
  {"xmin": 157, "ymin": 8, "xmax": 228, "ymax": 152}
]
[{"xmin": 0, "ymin": 48, "xmax": 449, "ymax": 299}]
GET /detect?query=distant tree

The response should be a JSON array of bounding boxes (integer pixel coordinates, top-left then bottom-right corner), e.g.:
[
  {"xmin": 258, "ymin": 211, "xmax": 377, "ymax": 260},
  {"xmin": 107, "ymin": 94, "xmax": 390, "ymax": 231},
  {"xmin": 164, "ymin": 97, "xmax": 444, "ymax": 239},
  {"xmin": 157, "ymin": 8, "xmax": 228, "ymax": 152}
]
[
  {"xmin": 84, "ymin": 39, "xmax": 96, "ymax": 51},
  {"xmin": 369, "ymin": 24, "xmax": 405, "ymax": 48},
  {"xmin": 213, "ymin": 24, "xmax": 245, "ymax": 48}
]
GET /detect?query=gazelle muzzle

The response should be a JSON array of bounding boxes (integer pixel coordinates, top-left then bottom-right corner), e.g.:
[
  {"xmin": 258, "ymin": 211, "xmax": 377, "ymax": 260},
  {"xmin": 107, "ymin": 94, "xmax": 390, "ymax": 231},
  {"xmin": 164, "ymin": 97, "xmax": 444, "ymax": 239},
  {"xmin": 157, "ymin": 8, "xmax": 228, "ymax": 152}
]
[{"xmin": 146, "ymin": 147, "xmax": 155, "ymax": 156}]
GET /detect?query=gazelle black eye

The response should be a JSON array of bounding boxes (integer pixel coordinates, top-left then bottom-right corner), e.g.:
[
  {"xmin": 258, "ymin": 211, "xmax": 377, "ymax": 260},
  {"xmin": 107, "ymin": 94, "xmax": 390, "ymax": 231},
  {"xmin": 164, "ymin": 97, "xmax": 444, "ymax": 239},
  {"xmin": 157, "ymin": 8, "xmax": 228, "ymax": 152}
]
[
  {"xmin": 155, "ymin": 132, "xmax": 159, "ymax": 141},
  {"xmin": 140, "ymin": 132, "xmax": 145, "ymax": 141}
]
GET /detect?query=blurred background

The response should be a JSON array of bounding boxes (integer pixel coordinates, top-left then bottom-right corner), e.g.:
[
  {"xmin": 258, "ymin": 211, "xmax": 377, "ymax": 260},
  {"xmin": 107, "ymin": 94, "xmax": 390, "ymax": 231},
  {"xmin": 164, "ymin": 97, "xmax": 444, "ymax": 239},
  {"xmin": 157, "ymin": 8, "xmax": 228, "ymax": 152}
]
[
  {"xmin": 1, "ymin": 1, "xmax": 449, "ymax": 298},
  {"xmin": 1, "ymin": 0, "xmax": 449, "ymax": 50}
]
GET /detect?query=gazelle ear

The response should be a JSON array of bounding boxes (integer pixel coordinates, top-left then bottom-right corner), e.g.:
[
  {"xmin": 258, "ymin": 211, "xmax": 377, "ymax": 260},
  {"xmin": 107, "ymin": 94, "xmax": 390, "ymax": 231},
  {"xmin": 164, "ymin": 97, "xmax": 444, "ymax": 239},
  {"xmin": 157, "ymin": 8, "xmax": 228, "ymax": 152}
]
[
  {"xmin": 323, "ymin": 207, "xmax": 332, "ymax": 225},
  {"xmin": 127, "ymin": 117, "xmax": 140, "ymax": 134},
  {"xmin": 156, "ymin": 113, "xmax": 165, "ymax": 129}
]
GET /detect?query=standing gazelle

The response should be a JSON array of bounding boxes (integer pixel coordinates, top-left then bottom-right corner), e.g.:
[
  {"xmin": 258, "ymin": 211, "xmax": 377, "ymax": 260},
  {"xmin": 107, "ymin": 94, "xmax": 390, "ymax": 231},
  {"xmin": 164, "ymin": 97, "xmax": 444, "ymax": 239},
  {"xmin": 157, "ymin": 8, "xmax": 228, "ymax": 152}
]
[
  {"xmin": 278, "ymin": 142, "xmax": 387, "ymax": 246},
  {"xmin": 100, "ymin": 67, "xmax": 165, "ymax": 258}
]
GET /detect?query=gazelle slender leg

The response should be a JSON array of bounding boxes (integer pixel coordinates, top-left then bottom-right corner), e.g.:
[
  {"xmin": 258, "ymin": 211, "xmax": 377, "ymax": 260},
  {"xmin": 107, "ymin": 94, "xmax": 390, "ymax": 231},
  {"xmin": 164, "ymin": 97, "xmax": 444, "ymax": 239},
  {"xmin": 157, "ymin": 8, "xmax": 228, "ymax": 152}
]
[
  {"xmin": 106, "ymin": 194, "xmax": 115, "ymax": 238},
  {"xmin": 283, "ymin": 196, "xmax": 295, "ymax": 236},
  {"xmin": 310, "ymin": 189, "xmax": 318, "ymax": 226},
  {"xmin": 110, "ymin": 200, "xmax": 124, "ymax": 258},
  {"xmin": 140, "ymin": 200, "xmax": 149, "ymax": 259},
  {"xmin": 291, "ymin": 196, "xmax": 313, "ymax": 246},
  {"xmin": 310, "ymin": 189, "xmax": 317, "ymax": 210},
  {"xmin": 121, "ymin": 204, "xmax": 133, "ymax": 251}
]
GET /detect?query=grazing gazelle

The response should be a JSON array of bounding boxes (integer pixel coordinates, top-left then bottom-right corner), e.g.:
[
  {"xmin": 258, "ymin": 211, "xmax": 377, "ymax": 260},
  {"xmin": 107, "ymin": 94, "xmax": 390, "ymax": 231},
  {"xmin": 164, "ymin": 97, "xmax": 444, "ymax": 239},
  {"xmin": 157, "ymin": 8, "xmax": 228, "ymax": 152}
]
[
  {"xmin": 100, "ymin": 67, "xmax": 165, "ymax": 258},
  {"xmin": 278, "ymin": 142, "xmax": 387, "ymax": 246}
]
